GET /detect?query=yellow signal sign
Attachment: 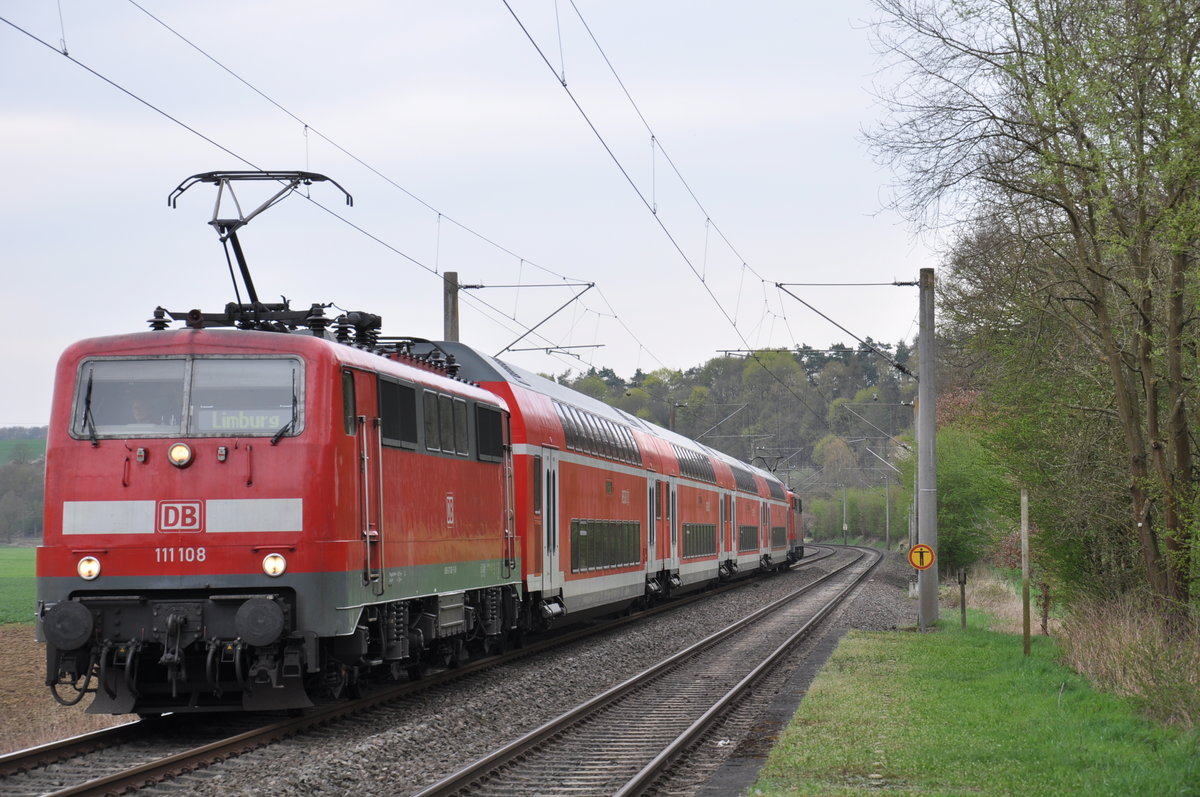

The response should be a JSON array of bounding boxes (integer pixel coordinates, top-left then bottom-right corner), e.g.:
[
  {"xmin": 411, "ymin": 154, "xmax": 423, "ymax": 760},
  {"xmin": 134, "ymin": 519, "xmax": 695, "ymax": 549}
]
[{"xmin": 908, "ymin": 544, "xmax": 936, "ymax": 571}]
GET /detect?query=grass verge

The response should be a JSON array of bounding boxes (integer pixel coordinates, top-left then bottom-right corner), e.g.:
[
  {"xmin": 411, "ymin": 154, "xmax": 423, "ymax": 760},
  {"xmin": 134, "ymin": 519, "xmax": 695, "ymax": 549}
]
[
  {"xmin": 0, "ymin": 547, "xmax": 36, "ymax": 625},
  {"xmin": 752, "ymin": 620, "xmax": 1200, "ymax": 796}
]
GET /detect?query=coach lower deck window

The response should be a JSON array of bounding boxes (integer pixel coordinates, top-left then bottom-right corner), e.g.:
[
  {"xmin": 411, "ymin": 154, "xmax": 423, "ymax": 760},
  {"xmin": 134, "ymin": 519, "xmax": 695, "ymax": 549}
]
[
  {"xmin": 739, "ymin": 525, "xmax": 758, "ymax": 552},
  {"xmin": 571, "ymin": 519, "xmax": 642, "ymax": 573}
]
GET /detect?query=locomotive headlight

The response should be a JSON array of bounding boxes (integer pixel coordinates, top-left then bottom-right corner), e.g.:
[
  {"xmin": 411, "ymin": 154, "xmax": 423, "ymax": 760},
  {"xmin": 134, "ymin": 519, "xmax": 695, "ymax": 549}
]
[
  {"xmin": 77, "ymin": 556, "xmax": 101, "ymax": 581},
  {"xmin": 167, "ymin": 442, "xmax": 193, "ymax": 468},
  {"xmin": 262, "ymin": 553, "xmax": 287, "ymax": 577}
]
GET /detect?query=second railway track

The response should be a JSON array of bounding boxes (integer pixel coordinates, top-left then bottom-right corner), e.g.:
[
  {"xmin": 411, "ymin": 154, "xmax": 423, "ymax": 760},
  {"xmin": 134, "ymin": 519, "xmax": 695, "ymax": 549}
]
[{"xmin": 415, "ymin": 546, "xmax": 882, "ymax": 797}]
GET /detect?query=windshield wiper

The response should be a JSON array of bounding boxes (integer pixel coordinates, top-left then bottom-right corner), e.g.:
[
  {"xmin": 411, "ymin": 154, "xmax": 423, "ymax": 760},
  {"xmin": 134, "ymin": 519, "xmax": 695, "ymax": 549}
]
[
  {"xmin": 82, "ymin": 370, "xmax": 99, "ymax": 447},
  {"xmin": 270, "ymin": 373, "xmax": 298, "ymax": 446}
]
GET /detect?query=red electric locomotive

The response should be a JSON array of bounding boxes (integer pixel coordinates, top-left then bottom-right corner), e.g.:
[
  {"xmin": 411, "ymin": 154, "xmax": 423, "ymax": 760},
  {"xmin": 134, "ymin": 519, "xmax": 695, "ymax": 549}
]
[
  {"xmin": 36, "ymin": 171, "xmax": 800, "ymax": 715},
  {"xmin": 38, "ymin": 316, "xmax": 521, "ymax": 713}
]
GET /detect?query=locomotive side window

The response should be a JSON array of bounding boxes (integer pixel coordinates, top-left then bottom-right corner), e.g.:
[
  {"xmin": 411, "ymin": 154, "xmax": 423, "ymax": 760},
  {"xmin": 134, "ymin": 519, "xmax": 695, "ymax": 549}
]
[
  {"xmin": 379, "ymin": 378, "xmax": 418, "ymax": 448},
  {"xmin": 422, "ymin": 390, "xmax": 473, "ymax": 458},
  {"xmin": 453, "ymin": 399, "xmax": 469, "ymax": 455},
  {"xmin": 423, "ymin": 390, "xmax": 441, "ymax": 451},
  {"xmin": 72, "ymin": 357, "xmax": 301, "ymax": 440},
  {"xmin": 342, "ymin": 370, "xmax": 356, "ymax": 435},
  {"xmin": 439, "ymin": 395, "xmax": 455, "ymax": 454},
  {"xmin": 477, "ymin": 405, "xmax": 505, "ymax": 462}
]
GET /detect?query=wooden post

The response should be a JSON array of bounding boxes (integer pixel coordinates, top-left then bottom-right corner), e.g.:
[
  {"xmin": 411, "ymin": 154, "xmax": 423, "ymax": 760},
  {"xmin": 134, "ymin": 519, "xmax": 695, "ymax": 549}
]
[
  {"xmin": 1021, "ymin": 488, "xmax": 1030, "ymax": 656},
  {"xmin": 958, "ymin": 567, "xmax": 967, "ymax": 628}
]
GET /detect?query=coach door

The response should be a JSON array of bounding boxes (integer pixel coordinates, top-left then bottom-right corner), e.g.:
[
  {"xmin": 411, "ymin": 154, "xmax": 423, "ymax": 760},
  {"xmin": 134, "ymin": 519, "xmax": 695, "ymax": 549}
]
[
  {"xmin": 541, "ymin": 448, "xmax": 562, "ymax": 596},
  {"xmin": 646, "ymin": 480, "xmax": 656, "ymax": 568},
  {"xmin": 667, "ymin": 477, "xmax": 680, "ymax": 571},
  {"xmin": 720, "ymin": 489, "xmax": 729, "ymax": 556},
  {"xmin": 346, "ymin": 369, "xmax": 385, "ymax": 595}
]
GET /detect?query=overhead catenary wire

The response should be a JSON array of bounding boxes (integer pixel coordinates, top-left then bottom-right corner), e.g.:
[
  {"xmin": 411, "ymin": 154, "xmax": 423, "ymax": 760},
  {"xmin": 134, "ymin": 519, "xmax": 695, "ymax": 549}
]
[
  {"xmin": 776, "ymin": 284, "xmax": 916, "ymax": 379},
  {"xmin": 500, "ymin": 0, "xmax": 830, "ymax": 429},
  {"xmin": 116, "ymin": 0, "xmax": 667, "ymax": 372},
  {"xmin": 14, "ymin": 4, "xmax": 907, "ymax": 442},
  {"xmin": 565, "ymin": 0, "xmax": 767, "ymax": 286},
  {"xmin": 553, "ymin": 0, "xmax": 919, "ymax": 401},
  {"xmin": 4, "ymin": 6, "xmax": 670, "ymax": 378},
  {"xmin": 0, "ymin": 14, "xmax": 609, "ymax": 376}
]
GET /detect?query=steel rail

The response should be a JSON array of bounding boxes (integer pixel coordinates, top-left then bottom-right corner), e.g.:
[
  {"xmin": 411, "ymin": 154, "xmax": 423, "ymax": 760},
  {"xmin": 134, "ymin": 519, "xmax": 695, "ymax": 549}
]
[
  {"xmin": 616, "ymin": 546, "xmax": 882, "ymax": 795},
  {"xmin": 410, "ymin": 546, "xmax": 873, "ymax": 797}
]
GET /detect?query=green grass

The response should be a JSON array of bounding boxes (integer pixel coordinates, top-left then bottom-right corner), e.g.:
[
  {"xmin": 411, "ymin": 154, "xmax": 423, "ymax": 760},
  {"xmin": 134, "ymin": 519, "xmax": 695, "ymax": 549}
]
[
  {"xmin": 0, "ymin": 548, "xmax": 36, "ymax": 625},
  {"xmin": 753, "ymin": 618, "xmax": 1200, "ymax": 796},
  {"xmin": 0, "ymin": 439, "xmax": 45, "ymax": 464}
]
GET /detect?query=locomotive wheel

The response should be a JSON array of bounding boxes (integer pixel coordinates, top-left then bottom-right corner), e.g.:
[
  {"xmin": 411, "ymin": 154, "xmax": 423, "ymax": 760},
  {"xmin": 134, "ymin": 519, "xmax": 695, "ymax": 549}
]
[
  {"xmin": 508, "ymin": 627, "xmax": 526, "ymax": 649},
  {"xmin": 346, "ymin": 671, "xmax": 363, "ymax": 700}
]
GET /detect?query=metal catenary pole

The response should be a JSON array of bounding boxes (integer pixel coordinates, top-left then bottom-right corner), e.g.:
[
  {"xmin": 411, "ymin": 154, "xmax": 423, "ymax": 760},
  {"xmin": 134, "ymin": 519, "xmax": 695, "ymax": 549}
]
[
  {"xmin": 917, "ymin": 267, "xmax": 939, "ymax": 629},
  {"xmin": 443, "ymin": 271, "xmax": 460, "ymax": 342}
]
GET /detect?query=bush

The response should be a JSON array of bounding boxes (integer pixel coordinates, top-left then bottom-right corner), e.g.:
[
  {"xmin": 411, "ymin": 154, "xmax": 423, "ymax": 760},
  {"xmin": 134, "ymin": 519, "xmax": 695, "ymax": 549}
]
[{"xmin": 1059, "ymin": 595, "xmax": 1200, "ymax": 730}]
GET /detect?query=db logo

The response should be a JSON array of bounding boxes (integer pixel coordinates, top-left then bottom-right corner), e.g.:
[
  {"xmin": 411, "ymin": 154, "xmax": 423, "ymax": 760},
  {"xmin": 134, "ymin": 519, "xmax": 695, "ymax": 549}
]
[{"xmin": 158, "ymin": 501, "xmax": 204, "ymax": 532}]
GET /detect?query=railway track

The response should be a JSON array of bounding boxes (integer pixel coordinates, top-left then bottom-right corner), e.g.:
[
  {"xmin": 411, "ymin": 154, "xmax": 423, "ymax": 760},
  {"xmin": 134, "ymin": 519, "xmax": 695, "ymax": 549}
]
[
  {"xmin": 411, "ymin": 546, "xmax": 880, "ymax": 797},
  {"xmin": 0, "ymin": 548, "xmax": 836, "ymax": 796}
]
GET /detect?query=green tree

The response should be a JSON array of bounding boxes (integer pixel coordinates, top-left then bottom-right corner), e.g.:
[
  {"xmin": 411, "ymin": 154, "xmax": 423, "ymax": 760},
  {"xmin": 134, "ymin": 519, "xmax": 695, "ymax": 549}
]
[{"xmin": 870, "ymin": 0, "xmax": 1200, "ymax": 606}]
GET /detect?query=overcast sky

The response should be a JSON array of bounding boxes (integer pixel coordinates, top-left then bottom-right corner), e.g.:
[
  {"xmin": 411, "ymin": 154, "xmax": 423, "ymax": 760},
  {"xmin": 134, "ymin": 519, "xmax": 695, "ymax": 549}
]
[{"xmin": 0, "ymin": 1, "xmax": 934, "ymax": 426}]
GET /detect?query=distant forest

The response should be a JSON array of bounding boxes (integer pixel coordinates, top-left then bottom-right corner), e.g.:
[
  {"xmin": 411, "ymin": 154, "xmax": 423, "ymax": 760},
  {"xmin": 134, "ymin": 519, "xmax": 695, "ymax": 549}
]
[
  {"xmin": 552, "ymin": 339, "xmax": 915, "ymax": 489},
  {"xmin": 552, "ymin": 340, "xmax": 917, "ymax": 545},
  {"xmin": 0, "ymin": 426, "xmax": 48, "ymax": 441},
  {"xmin": 0, "ymin": 429, "xmax": 46, "ymax": 542}
]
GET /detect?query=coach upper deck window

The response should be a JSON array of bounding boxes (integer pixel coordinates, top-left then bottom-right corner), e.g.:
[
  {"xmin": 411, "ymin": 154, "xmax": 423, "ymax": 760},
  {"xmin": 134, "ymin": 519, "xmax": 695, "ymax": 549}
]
[{"xmin": 72, "ymin": 356, "xmax": 303, "ymax": 440}]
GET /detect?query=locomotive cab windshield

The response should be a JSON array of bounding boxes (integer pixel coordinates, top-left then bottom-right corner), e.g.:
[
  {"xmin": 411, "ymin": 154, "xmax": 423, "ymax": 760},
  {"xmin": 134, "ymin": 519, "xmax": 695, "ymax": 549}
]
[{"xmin": 71, "ymin": 356, "xmax": 304, "ymax": 440}]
